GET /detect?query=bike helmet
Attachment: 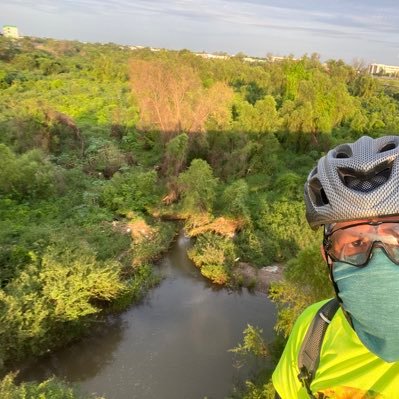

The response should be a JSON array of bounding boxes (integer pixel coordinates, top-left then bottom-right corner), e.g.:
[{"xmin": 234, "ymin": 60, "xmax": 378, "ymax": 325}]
[{"xmin": 305, "ymin": 135, "xmax": 399, "ymax": 229}]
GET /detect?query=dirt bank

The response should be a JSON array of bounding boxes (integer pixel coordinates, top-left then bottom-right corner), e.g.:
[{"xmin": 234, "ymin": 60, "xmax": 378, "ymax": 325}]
[{"xmin": 233, "ymin": 262, "xmax": 284, "ymax": 294}]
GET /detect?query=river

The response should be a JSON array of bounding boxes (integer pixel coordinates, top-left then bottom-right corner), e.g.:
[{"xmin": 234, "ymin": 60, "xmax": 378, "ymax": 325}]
[{"xmin": 20, "ymin": 230, "xmax": 277, "ymax": 399}]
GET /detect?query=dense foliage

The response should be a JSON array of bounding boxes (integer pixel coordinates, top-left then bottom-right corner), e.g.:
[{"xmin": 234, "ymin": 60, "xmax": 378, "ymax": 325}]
[
  {"xmin": 0, "ymin": 373, "xmax": 103, "ymax": 399},
  {"xmin": 1, "ymin": 35, "xmax": 399, "ymax": 396}
]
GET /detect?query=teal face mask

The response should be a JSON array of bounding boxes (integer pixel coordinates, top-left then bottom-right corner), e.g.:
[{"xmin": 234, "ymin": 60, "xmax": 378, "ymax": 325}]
[{"xmin": 333, "ymin": 248, "xmax": 399, "ymax": 363}]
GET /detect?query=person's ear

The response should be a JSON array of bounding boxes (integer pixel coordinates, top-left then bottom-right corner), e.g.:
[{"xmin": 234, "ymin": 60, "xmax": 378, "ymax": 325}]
[{"xmin": 321, "ymin": 243, "xmax": 334, "ymax": 268}]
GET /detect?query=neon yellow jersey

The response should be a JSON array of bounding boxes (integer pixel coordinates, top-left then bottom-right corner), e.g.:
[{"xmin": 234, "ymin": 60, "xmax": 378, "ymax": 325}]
[{"xmin": 272, "ymin": 299, "xmax": 399, "ymax": 398}]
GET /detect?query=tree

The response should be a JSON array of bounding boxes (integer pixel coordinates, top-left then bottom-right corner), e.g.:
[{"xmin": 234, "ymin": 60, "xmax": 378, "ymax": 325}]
[
  {"xmin": 325, "ymin": 59, "xmax": 355, "ymax": 83},
  {"xmin": 129, "ymin": 59, "xmax": 233, "ymax": 137},
  {"xmin": 269, "ymin": 243, "xmax": 333, "ymax": 337},
  {"xmin": 234, "ymin": 95, "xmax": 280, "ymax": 133},
  {"xmin": 351, "ymin": 57, "xmax": 369, "ymax": 74},
  {"xmin": 177, "ymin": 159, "xmax": 218, "ymax": 213},
  {"xmin": 0, "ymin": 37, "xmax": 19, "ymax": 61},
  {"xmin": 163, "ymin": 133, "xmax": 189, "ymax": 177},
  {"xmin": 222, "ymin": 179, "xmax": 250, "ymax": 218},
  {"xmin": 350, "ymin": 75, "xmax": 378, "ymax": 98},
  {"xmin": 280, "ymin": 70, "xmax": 354, "ymax": 136},
  {"xmin": 283, "ymin": 59, "xmax": 310, "ymax": 100},
  {"xmin": 234, "ymin": 51, "xmax": 247, "ymax": 59}
]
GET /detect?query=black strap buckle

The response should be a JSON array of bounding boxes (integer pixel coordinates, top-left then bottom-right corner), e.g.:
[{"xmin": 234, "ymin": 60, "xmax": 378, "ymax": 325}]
[{"xmin": 298, "ymin": 367, "xmax": 317, "ymax": 398}]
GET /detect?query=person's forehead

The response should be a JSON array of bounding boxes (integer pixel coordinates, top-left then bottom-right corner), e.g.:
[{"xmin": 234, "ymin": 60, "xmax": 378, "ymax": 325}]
[{"xmin": 331, "ymin": 215, "xmax": 399, "ymax": 230}]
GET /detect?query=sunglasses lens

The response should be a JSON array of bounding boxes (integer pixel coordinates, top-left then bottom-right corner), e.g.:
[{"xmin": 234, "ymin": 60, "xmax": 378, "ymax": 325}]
[
  {"xmin": 327, "ymin": 222, "xmax": 399, "ymax": 266},
  {"xmin": 384, "ymin": 245, "xmax": 399, "ymax": 264}
]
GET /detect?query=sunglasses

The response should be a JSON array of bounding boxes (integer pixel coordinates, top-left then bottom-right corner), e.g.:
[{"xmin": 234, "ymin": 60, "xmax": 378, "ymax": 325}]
[{"xmin": 323, "ymin": 220, "xmax": 399, "ymax": 267}]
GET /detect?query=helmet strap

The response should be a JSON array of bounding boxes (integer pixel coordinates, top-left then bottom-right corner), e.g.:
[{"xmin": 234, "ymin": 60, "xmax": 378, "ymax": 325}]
[{"xmin": 323, "ymin": 231, "xmax": 354, "ymax": 328}]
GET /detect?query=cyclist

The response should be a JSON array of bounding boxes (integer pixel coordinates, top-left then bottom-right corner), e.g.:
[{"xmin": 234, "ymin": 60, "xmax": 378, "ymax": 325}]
[{"xmin": 272, "ymin": 135, "xmax": 399, "ymax": 398}]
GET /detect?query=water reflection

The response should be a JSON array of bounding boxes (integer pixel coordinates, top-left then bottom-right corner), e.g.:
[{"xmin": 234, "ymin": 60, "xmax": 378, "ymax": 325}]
[
  {"xmin": 19, "ymin": 317, "xmax": 126, "ymax": 382},
  {"xmin": 20, "ymin": 231, "xmax": 277, "ymax": 399}
]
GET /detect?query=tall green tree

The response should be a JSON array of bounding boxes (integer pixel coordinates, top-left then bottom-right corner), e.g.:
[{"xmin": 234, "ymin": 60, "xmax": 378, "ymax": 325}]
[{"xmin": 177, "ymin": 159, "xmax": 218, "ymax": 213}]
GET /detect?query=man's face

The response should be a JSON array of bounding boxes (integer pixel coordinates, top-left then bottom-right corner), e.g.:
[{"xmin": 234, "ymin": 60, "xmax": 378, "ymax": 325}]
[
  {"xmin": 329, "ymin": 215, "xmax": 399, "ymax": 362},
  {"xmin": 323, "ymin": 215, "xmax": 399, "ymax": 267}
]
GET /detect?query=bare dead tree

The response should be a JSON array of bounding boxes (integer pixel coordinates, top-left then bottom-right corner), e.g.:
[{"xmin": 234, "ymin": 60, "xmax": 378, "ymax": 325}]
[{"xmin": 129, "ymin": 59, "xmax": 233, "ymax": 137}]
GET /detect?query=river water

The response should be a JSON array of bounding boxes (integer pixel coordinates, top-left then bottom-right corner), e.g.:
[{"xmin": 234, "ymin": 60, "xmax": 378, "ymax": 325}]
[{"xmin": 21, "ymin": 231, "xmax": 277, "ymax": 399}]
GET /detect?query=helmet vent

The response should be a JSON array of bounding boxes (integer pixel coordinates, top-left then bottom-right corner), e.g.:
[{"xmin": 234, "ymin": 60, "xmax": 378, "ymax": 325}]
[
  {"xmin": 338, "ymin": 162, "xmax": 393, "ymax": 193},
  {"xmin": 336, "ymin": 152, "xmax": 349, "ymax": 159},
  {"xmin": 308, "ymin": 177, "xmax": 330, "ymax": 206},
  {"xmin": 320, "ymin": 188, "xmax": 329, "ymax": 205},
  {"xmin": 379, "ymin": 142, "xmax": 396, "ymax": 153},
  {"xmin": 334, "ymin": 145, "xmax": 352, "ymax": 159},
  {"xmin": 309, "ymin": 166, "xmax": 318, "ymax": 179}
]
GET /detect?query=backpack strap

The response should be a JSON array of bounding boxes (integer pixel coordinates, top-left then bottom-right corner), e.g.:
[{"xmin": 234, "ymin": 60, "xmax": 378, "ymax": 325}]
[{"xmin": 297, "ymin": 298, "xmax": 340, "ymax": 398}]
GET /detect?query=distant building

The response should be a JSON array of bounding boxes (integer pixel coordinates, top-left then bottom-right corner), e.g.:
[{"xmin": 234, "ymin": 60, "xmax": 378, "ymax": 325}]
[
  {"xmin": 369, "ymin": 63, "xmax": 399, "ymax": 76},
  {"xmin": 243, "ymin": 57, "xmax": 266, "ymax": 63},
  {"xmin": 195, "ymin": 53, "xmax": 229, "ymax": 60},
  {"xmin": 270, "ymin": 56, "xmax": 286, "ymax": 62},
  {"xmin": 3, "ymin": 25, "xmax": 19, "ymax": 39}
]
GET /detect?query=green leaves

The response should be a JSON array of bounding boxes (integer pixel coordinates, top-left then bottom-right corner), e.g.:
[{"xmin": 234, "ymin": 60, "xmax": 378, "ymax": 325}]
[
  {"xmin": 232, "ymin": 95, "xmax": 280, "ymax": 134},
  {"xmin": 40, "ymin": 246, "xmax": 125, "ymax": 320},
  {"xmin": 269, "ymin": 242, "xmax": 333, "ymax": 337},
  {"xmin": 188, "ymin": 232, "xmax": 236, "ymax": 284},
  {"xmin": 0, "ymin": 145, "xmax": 56, "ymax": 200},
  {"xmin": 256, "ymin": 199, "xmax": 318, "ymax": 261},
  {"xmin": 177, "ymin": 159, "xmax": 219, "ymax": 213},
  {"xmin": 221, "ymin": 179, "xmax": 250, "ymax": 218},
  {"xmin": 230, "ymin": 324, "xmax": 268, "ymax": 358},
  {"xmin": 0, "ymin": 373, "xmax": 103, "ymax": 399},
  {"xmin": 100, "ymin": 169, "xmax": 158, "ymax": 214},
  {"xmin": 0, "ymin": 244, "xmax": 126, "ymax": 363},
  {"xmin": 163, "ymin": 133, "xmax": 189, "ymax": 177}
]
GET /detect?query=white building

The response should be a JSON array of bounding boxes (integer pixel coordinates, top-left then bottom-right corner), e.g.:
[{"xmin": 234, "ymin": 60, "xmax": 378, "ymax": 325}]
[
  {"xmin": 243, "ymin": 57, "xmax": 266, "ymax": 63},
  {"xmin": 195, "ymin": 53, "xmax": 229, "ymax": 60},
  {"xmin": 3, "ymin": 25, "xmax": 19, "ymax": 39},
  {"xmin": 368, "ymin": 63, "xmax": 399, "ymax": 76}
]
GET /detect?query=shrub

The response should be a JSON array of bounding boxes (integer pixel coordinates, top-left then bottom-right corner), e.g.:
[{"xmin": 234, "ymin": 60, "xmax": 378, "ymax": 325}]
[
  {"xmin": 230, "ymin": 325, "xmax": 268, "ymax": 358},
  {"xmin": 85, "ymin": 139, "xmax": 127, "ymax": 178},
  {"xmin": 0, "ymin": 244, "xmax": 126, "ymax": 364},
  {"xmin": 111, "ymin": 263, "xmax": 159, "ymax": 311},
  {"xmin": 0, "ymin": 373, "xmax": 103, "ymax": 399},
  {"xmin": 269, "ymin": 242, "xmax": 333, "ymax": 337},
  {"xmin": 0, "ymin": 145, "xmax": 55, "ymax": 200},
  {"xmin": 200, "ymin": 264, "xmax": 229, "ymax": 285},
  {"xmin": 188, "ymin": 232, "xmax": 236, "ymax": 284},
  {"xmin": 221, "ymin": 179, "xmax": 250, "ymax": 219},
  {"xmin": 177, "ymin": 159, "xmax": 218, "ymax": 213},
  {"xmin": 229, "ymin": 326, "xmax": 276, "ymax": 399},
  {"xmin": 235, "ymin": 228, "xmax": 278, "ymax": 266},
  {"xmin": 255, "ymin": 199, "xmax": 319, "ymax": 261},
  {"xmin": 130, "ymin": 221, "xmax": 177, "ymax": 267},
  {"xmin": 100, "ymin": 169, "xmax": 158, "ymax": 214}
]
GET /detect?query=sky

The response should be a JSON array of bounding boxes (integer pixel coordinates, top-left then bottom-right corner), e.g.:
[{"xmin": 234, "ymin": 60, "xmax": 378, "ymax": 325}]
[{"xmin": 2, "ymin": 0, "xmax": 399, "ymax": 65}]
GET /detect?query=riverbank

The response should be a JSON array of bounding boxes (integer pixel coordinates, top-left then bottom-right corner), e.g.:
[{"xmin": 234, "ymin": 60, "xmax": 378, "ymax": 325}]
[
  {"xmin": 233, "ymin": 262, "xmax": 285, "ymax": 294},
  {"xmin": 18, "ymin": 229, "xmax": 278, "ymax": 399}
]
